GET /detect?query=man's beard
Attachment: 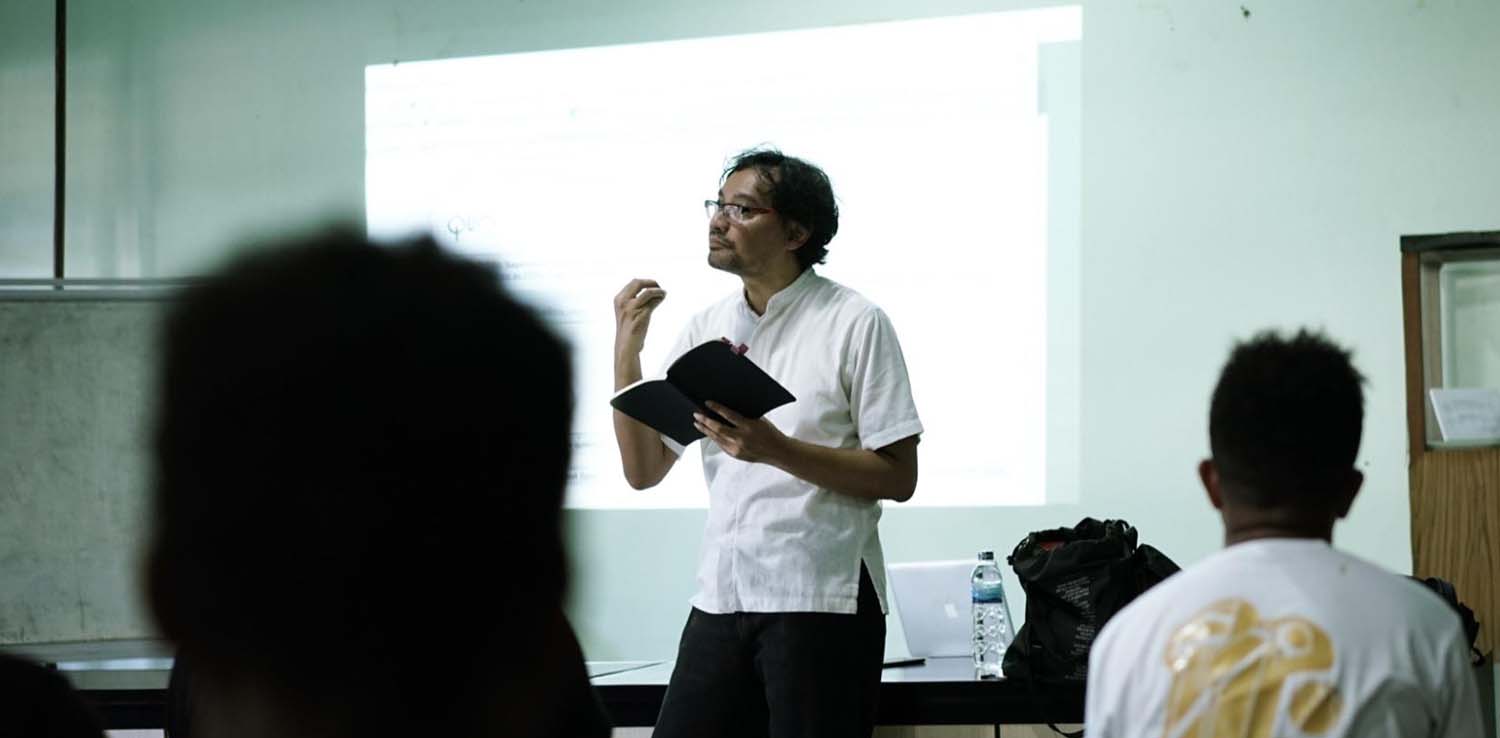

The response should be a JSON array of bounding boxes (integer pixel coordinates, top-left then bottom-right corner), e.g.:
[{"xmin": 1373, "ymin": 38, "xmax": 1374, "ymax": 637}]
[{"xmin": 707, "ymin": 247, "xmax": 743, "ymax": 275}]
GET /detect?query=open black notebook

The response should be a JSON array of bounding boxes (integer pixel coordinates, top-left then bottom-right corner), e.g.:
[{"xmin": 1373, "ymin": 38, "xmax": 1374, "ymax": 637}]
[{"xmin": 610, "ymin": 340, "xmax": 796, "ymax": 447}]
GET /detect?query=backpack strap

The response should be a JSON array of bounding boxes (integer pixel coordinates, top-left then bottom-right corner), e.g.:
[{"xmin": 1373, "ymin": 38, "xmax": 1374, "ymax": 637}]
[{"xmin": 1017, "ymin": 640, "xmax": 1083, "ymax": 738}]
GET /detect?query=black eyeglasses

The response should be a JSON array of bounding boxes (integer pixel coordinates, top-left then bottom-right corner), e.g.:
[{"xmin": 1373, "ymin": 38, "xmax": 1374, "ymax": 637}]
[{"xmin": 704, "ymin": 200, "xmax": 775, "ymax": 224}]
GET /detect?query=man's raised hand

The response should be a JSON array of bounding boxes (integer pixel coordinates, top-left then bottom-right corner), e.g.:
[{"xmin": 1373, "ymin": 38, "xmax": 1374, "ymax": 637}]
[{"xmin": 613, "ymin": 279, "xmax": 666, "ymax": 359}]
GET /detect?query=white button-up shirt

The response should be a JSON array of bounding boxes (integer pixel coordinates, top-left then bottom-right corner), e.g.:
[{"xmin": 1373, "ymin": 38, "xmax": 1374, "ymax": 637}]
[{"xmin": 659, "ymin": 269, "xmax": 923, "ymax": 615}]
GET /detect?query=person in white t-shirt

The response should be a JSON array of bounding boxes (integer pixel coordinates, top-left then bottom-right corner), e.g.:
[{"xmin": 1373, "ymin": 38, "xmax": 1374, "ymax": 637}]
[
  {"xmin": 1085, "ymin": 329, "xmax": 1483, "ymax": 738},
  {"xmin": 611, "ymin": 148, "xmax": 923, "ymax": 738}
]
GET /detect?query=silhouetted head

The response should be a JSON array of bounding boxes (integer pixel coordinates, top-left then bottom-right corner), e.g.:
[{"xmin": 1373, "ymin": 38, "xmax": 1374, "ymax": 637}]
[
  {"xmin": 0, "ymin": 653, "xmax": 105, "ymax": 738},
  {"xmin": 147, "ymin": 228, "xmax": 573, "ymax": 734}
]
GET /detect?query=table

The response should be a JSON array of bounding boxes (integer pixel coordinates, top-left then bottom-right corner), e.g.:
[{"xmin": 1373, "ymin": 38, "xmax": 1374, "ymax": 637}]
[
  {"xmin": 2, "ymin": 641, "xmax": 1084, "ymax": 729},
  {"xmin": 594, "ymin": 657, "xmax": 1083, "ymax": 727}
]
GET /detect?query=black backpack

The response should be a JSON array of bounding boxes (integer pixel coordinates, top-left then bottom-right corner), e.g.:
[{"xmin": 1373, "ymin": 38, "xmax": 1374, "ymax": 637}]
[
  {"xmin": 1003, "ymin": 518, "xmax": 1180, "ymax": 684},
  {"xmin": 1411, "ymin": 576, "xmax": 1484, "ymax": 666}
]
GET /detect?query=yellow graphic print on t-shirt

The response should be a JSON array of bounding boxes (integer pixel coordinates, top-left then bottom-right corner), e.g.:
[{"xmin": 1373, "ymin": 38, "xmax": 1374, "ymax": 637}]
[{"xmin": 1163, "ymin": 599, "xmax": 1343, "ymax": 738}]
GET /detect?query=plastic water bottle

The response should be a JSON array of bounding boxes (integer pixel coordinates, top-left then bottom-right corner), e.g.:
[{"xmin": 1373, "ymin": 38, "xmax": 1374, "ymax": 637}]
[{"xmin": 971, "ymin": 550, "xmax": 1013, "ymax": 680}]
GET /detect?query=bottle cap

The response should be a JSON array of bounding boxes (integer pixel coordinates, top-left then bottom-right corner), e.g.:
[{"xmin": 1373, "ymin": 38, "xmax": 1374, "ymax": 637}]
[{"xmin": 978, "ymin": 551, "xmax": 995, "ymax": 561}]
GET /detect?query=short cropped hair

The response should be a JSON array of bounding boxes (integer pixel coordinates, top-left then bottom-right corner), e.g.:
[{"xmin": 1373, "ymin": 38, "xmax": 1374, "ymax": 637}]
[
  {"xmin": 723, "ymin": 148, "xmax": 839, "ymax": 271},
  {"xmin": 147, "ymin": 229, "xmax": 573, "ymax": 728},
  {"xmin": 1208, "ymin": 329, "xmax": 1365, "ymax": 508}
]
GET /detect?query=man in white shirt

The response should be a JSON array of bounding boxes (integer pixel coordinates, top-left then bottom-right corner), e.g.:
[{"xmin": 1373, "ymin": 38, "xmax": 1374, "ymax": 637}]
[
  {"xmin": 1085, "ymin": 330, "xmax": 1483, "ymax": 738},
  {"xmin": 611, "ymin": 149, "xmax": 923, "ymax": 738}
]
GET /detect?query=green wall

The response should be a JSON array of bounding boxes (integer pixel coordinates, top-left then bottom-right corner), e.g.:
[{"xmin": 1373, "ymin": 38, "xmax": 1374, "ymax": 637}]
[{"xmin": 2, "ymin": 1, "xmax": 1499, "ymax": 674}]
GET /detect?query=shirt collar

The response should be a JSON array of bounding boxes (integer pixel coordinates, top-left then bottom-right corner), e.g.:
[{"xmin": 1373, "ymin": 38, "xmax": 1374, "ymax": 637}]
[{"xmin": 745, "ymin": 267, "xmax": 817, "ymax": 318}]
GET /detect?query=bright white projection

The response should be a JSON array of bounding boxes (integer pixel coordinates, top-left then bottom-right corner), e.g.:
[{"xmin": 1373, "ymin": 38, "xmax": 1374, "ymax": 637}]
[{"xmin": 366, "ymin": 8, "xmax": 1081, "ymax": 508}]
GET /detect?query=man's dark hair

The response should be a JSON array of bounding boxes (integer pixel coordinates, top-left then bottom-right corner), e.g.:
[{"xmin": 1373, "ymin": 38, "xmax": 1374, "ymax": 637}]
[
  {"xmin": 146, "ymin": 228, "xmax": 573, "ymax": 733},
  {"xmin": 1208, "ymin": 329, "xmax": 1365, "ymax": 508},
  {"xmin": 723, "ymin": 147, "xmax": 839, "ymax": 271}
]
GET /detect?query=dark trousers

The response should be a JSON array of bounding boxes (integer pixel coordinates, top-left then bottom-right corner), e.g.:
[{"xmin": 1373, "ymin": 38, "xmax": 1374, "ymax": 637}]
[{"xmin": 652, "ymin": 566, "xmax": 886, "ymax": 738}]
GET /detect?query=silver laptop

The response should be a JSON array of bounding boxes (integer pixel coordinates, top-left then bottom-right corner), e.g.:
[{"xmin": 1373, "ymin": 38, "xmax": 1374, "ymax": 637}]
[{"xmin": 888, "ymin": 559, "xmax": 991, "ymax": 658}]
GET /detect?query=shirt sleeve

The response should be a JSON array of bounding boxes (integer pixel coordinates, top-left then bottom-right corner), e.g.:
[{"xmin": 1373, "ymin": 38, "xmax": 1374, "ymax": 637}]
[
  {"xmin": 844, "ymin": 307, "xmax": 923, "ymax": 450},
  {"xmin": 1432, "ymin": 627, "xmax": 1484, "ymax": 737},
  {"xmin": 1084, "ymin": 619, "xmax": 1123, "ymax": 738}
]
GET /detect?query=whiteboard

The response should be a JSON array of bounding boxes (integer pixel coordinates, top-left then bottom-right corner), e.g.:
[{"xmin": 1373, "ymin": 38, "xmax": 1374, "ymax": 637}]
[{"xmin": 0, "ymin": 300, "xmax": 161, "ymax": 644}]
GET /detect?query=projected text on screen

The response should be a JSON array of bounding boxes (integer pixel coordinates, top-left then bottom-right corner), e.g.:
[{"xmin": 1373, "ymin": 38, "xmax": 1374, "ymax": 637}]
[{"xmin": 366, "ymin": 8, "xmax": 1081, "ymax": 508}]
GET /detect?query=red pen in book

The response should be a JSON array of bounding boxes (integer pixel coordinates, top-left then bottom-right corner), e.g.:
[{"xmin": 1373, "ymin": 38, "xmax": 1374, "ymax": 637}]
[{"xmin": 718, "ymin": 337, "xmax": 749, "ymax": 356}]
